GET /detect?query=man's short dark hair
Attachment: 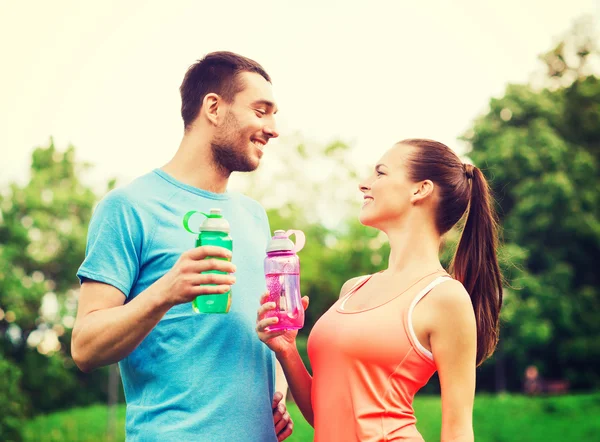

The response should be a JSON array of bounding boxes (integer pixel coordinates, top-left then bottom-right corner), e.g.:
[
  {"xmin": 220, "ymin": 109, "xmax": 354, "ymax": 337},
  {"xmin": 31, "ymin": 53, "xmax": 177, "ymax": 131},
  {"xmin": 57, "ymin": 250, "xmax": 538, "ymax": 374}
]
[{"xmin": 179, "ymin": 51, "xmax": 271, "ymax": 131}]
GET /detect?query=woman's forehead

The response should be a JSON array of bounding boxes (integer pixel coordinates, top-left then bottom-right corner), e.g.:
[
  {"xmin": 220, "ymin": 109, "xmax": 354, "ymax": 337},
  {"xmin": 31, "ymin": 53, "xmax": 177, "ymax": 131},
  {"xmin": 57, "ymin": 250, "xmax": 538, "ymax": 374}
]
[{"xmin": 377, "ymin": 144, "xmax": 413, "ymax": 168}]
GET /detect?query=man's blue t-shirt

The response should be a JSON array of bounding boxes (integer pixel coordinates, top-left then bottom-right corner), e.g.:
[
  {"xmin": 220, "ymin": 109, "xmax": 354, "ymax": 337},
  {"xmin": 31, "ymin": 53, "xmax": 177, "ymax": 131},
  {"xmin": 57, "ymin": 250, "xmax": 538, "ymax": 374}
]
[{"xmin": 77, "ymin": 169, "xmax": 277, "ymax": 442}]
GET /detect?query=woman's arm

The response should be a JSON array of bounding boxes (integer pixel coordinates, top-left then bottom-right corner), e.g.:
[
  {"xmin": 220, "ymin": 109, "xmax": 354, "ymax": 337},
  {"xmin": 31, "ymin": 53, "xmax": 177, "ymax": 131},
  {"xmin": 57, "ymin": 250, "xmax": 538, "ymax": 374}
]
[
  {"xmin": 276, "ymin": 345, "xmax": 315, "ymax": 426},
  {"xmin": 429, "ymin": 281, "xmax": 477, "ymax": 442},
  {"xmin": 257, "ymin": 294, "xmax": 314, "ymax": 426},
  {"xmin": 257, "ymin": 276, "xmax": 367, "ymax": 427}
]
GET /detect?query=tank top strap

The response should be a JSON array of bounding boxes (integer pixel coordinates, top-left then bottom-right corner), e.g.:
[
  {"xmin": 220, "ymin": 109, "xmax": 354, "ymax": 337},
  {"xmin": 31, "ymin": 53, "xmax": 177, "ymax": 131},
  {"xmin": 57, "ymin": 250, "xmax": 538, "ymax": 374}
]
[
  {"xmin": 407, "ymin": 274, "xmax": 454, "ymax": 305},
  {"xmin": 405, "ymin": 275, "xmax": 454, "ymax": 361},
  {"xmin": 338, "ymin": 274, "xmax": 373, "ymax": 309}
]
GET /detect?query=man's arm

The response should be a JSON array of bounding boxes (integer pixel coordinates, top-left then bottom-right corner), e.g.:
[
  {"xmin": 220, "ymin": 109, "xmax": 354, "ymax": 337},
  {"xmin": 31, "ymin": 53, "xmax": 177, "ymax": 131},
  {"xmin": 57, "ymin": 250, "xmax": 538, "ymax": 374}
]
[
  {"xmin": 71, "ymin": 246, "xmax": 236, "ymax": 372},
  {"xmin": 275, "ymin": 359, "xmax": 288, "ymax": 399},
  {"xmin": 72, "ymin": 281, "xmax": 170, "ymax": 372},
  {"xmin": 272, "ymin": 359, "xmax": 292, "ymax": 440}
]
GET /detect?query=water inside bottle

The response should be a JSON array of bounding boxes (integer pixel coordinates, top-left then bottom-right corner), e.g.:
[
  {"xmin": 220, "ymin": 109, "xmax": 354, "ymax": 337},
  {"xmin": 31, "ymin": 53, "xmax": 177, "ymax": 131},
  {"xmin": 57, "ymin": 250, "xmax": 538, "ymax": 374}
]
[{"xmin": 265, "ymin": 272, "xmax": 303, "ymax": 330}]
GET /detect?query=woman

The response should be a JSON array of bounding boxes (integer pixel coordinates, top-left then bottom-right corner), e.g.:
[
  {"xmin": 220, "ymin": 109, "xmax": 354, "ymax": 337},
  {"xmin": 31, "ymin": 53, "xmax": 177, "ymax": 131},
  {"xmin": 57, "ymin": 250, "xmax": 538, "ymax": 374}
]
[{"xmin": 257, "ymin": 139, "xmax": 503, "ymax": 441}]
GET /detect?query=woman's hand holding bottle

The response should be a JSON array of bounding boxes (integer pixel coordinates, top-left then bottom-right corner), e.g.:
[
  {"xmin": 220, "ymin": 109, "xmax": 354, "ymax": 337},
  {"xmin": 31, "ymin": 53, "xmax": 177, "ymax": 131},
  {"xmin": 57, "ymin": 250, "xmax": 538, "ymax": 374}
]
[{"xmin": 256, "ymin": 292, "xmax": 309, "ymax": 358}]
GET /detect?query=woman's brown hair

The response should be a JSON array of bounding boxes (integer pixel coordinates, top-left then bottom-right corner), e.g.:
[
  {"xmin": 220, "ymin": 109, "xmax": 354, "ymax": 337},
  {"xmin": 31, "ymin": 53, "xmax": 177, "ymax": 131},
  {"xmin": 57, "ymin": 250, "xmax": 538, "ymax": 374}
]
[{"xmin": 401, "ymin": 138, "xmax": 503, "ymax": 365}]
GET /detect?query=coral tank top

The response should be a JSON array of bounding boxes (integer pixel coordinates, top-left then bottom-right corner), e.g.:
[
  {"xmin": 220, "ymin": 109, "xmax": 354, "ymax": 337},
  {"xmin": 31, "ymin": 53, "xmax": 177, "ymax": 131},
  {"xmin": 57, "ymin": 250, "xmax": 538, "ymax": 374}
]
[{"xmin": 307, "ymin": 274, "xmax": 452, "ymax": 441}]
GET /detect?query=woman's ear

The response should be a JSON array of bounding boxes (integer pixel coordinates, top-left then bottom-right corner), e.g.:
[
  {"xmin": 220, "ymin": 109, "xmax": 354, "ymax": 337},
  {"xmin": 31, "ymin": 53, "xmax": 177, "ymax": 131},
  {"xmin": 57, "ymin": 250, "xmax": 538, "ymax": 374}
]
[{"xmin": 410, "ymin": 180, "xmax": 435, "ymax": 204}]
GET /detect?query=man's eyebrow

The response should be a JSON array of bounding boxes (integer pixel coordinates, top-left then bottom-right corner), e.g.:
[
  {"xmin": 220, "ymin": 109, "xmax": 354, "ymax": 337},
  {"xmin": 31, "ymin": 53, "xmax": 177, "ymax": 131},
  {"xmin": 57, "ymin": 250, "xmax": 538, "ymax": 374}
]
[{"xmin": 252, "ymin": 100, "xmax": 278, "ymax": 114}]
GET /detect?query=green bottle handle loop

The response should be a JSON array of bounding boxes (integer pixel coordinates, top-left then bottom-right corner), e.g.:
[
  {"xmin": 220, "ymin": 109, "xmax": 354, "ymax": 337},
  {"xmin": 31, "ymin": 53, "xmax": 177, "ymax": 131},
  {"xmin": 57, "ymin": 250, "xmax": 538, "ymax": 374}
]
[{"xmin": 182, "ymin": 210, "xmax": 213, "ymax": 234}]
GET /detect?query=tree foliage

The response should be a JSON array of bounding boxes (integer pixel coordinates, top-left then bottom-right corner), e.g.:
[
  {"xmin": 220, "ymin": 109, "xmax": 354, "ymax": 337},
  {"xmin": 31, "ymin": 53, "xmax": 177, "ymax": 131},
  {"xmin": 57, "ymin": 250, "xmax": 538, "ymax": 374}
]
[
  {"xmin": 464, "ymin": 17, "xmax": 600, "ymax": 389},
  {"xmin": 0, "ymin": 141, "xmax": 113, "ymax": 438}
]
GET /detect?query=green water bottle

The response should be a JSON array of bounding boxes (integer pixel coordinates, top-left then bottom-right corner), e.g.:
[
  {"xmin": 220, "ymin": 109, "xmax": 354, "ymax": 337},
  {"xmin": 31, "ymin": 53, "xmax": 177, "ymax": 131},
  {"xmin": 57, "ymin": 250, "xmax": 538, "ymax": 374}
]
[{"xmin": 183, "ymin": 208, "xmax": 233, "ymax": 313}]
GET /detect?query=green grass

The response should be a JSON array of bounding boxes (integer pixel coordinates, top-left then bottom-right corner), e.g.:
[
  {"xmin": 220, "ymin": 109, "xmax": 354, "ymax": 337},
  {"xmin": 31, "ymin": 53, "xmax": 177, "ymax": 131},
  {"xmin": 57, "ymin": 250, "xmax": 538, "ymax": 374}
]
[
  {"xmin": 414, "ymin": 393, "xmax": 600, "ymax": 441},
  {"xmin": 23, "ymin": 394, "xmax": 600, "ymax": 441},
  {"xmin": 22, "ymin": 404, "xmax": 126, "ymax": 442}
]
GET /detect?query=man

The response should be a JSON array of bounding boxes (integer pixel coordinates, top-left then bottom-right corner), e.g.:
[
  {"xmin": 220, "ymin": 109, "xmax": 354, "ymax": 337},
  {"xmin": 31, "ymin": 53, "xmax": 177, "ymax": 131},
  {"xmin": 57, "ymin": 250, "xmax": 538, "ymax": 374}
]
[{"xmin": 72, "ymin": 51, "xmax": 292, "ymax": 441}]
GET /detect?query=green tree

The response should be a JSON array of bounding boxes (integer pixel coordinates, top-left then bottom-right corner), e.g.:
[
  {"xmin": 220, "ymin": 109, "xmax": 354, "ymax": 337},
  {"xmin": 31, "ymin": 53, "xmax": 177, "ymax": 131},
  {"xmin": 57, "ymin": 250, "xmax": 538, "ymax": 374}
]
[
  {"xmin": 0, "ymin": 140, "xmax": 112, "ymax": 422},
  {"xmin": 0, "ymin": 356, "xmax": 27, "ymax": 441},
  {"xmin": 464, "ymin": 17, "xmax": 600, "ymax": 390}
]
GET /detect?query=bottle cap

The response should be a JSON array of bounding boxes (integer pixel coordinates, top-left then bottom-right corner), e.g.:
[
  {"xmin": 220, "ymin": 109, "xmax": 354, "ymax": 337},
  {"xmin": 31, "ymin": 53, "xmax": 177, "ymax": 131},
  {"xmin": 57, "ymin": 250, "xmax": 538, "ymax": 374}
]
[
  {"xmin": 200, "ymin": 208, "xmax": 230, "ymax": 233},
  {"xmin": 266, "ymin": 230, "xmax": 295, "ymax": 253}
]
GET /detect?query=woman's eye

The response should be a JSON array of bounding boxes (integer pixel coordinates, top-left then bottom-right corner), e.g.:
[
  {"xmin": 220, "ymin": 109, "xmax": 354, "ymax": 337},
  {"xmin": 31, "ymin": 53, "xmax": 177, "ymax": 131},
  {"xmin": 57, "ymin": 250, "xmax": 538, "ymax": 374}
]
[{"xmin": 376, "ymin": 170, "xmax": 384, "ymax": 176}]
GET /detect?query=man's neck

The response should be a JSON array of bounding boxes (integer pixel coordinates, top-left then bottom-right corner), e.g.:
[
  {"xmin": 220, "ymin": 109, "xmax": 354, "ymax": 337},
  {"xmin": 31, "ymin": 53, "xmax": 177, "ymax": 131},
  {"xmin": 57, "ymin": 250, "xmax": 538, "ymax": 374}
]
[{"xmin": 161, "ymin": 133, "xmax": 229, "ymax": 194}]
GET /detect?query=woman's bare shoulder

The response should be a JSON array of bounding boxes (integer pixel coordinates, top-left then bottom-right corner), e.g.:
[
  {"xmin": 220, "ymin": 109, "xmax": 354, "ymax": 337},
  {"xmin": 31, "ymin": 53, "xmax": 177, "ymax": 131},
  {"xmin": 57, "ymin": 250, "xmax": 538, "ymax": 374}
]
[{"xmin": 427, "ymin": 279, "xmax": 475, "ymax": 326}]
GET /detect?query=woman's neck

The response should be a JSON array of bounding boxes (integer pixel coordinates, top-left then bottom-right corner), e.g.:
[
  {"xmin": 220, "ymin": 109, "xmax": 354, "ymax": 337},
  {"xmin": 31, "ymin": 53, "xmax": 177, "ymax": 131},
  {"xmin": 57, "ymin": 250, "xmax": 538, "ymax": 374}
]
[{"xmin": 384, "ymin": 217, "xmax": 444, "ymax": 277}]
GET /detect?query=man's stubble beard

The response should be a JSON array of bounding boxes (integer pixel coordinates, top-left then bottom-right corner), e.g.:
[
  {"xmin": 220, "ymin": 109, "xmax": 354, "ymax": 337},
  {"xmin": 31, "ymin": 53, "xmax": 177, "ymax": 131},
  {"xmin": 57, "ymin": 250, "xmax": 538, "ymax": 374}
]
[{"xmin": 211, "ymin": 111, "xmax": 258, "ymax": 174}]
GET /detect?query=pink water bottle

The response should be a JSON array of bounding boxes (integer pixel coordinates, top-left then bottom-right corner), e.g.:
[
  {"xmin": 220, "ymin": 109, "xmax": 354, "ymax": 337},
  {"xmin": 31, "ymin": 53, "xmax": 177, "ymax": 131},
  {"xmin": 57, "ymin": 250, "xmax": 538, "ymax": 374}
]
[{"xmin": 264, "ymin": 230, "xmax": 306, "ymax": 331}]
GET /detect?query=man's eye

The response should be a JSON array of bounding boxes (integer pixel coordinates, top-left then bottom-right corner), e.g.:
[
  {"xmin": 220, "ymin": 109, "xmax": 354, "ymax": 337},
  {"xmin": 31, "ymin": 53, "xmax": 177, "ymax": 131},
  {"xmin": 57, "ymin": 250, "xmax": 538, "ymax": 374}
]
[{"xmin": 255, "ymin": 109, "xmax": 266, "ymax": 116}]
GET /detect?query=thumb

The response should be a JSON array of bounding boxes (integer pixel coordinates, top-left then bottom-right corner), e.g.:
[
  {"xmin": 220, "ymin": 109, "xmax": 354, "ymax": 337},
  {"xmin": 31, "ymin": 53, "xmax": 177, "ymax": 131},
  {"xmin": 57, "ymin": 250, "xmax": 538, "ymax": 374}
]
[{"xmin": 301, "ymin": 296, "xmax": 309, "ymax": 311}]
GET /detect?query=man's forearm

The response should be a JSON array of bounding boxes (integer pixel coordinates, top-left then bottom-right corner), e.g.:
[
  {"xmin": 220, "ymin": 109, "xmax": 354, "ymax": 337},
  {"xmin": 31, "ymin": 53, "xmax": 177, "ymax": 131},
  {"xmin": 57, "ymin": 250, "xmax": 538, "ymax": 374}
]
[
  {"xmin": 71, "ymin": 282, "xmax": 172, "ymax": 372},
  {"xmin": 275, "ymin": 359, "xmax": 289, "ymax": 397}
]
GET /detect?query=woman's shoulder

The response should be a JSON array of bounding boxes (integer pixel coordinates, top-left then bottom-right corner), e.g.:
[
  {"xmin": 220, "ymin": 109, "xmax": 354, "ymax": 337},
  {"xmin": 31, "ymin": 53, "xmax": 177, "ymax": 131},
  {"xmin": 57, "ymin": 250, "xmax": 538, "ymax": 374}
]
[
  {"xmin": 428, "ymin": 278, "xmax": 470, "ymax": 303},
  {"xmin": 426, "ymin": 278, "xmax": 475, "ymax": 326}
]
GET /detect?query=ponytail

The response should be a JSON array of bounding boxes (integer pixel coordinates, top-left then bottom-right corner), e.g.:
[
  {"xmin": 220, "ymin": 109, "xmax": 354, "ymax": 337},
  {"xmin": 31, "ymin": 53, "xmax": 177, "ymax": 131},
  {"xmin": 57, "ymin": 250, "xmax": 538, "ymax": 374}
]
[{"xmin": 450, "ymin": 165, "xmax": 503, "ymax": 366}]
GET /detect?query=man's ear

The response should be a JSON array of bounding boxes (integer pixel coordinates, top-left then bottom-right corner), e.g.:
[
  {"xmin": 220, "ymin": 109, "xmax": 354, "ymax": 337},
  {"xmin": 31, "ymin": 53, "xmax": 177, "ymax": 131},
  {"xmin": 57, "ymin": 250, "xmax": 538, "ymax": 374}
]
[
  {"xmin": 410, "ymin": 180, "xmax": 435, "ymax": 204},
  {"xmin": 202, "ymin": 93, "xmax": 221, "ymax": 126}
]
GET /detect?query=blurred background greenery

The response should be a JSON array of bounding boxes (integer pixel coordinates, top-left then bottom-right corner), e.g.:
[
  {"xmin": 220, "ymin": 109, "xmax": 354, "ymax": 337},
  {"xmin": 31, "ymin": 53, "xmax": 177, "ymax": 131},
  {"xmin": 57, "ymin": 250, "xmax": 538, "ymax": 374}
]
[{"xmin": 1, "ymin": 17, "xmax": 599, "ymax": 442}]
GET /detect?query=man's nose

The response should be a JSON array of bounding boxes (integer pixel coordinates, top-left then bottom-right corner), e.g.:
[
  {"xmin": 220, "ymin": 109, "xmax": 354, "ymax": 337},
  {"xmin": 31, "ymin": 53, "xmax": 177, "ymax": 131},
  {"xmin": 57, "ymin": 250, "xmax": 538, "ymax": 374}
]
[{"xmin": 263, "ymin": 122, "xmax": 279, "ymax": 139}]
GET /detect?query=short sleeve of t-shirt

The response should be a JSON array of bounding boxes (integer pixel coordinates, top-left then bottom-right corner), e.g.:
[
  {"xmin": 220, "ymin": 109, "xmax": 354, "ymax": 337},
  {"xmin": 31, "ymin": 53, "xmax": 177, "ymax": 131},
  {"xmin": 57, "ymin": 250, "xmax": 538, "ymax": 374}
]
[
  {"xmin": 77, "ymin": 189, "xmax": 147, "ymax": 298},
  {"xmin": 260, "ymin": 207, "xmax": 272, "ymax": 242}
]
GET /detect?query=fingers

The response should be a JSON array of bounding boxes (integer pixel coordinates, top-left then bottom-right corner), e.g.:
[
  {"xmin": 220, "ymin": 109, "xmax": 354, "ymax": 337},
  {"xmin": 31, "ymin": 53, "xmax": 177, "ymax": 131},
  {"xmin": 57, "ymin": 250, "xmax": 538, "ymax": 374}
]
[
  {"xmin": 272, "ymin": 401, "xmax": 285, "ymax": 424},
  {"xmin": 301, "ymin": 296, "xmax": 309, "ymax": 311},
  {"xmin": 187, "ymin": 273, "xmax": 235, "ymax": 296},
  {"xmin": 256, "ymin": 299, "xmax": 284, "ymax": 339},
  {"xmin": 191, "ymin": 258, "xmax": 236, "ymax": 274},
  {"xmin": 187, "ymin": 245, "xmax": 232, "ymax": 261},
  {"xmin": 273, "ymin": 399, "xmax": 288, "ymax": 435},
  {"xmin": 192, "ymin": 284, "xmax": 232, "ymax": 295},
  {"xmin": 189, "ymin": 272, "xmax": 236, "ymax": 287},
  {"xmin": 274, "ymin": 411, "xmax": 290, "ymax": 435},
  {"xmin": 277, "ymin": 418, "xmax": 293, "ymax": 441},
  {"xmin": 260, "ymin": 291, "xmax": 270, "ymax": 305},
  {"xmin": 272, "ymin": 391, "xmax": 283, "ymax": 409},
  {"xmin": 256, "ymin": 317, "xmax": 280, "ymax": 334},
  {"xmin": 257, "ymin": 301, "xmax": 276, "ymax": 319},
  {"xmin": 256, "ymin": 318, "xmax": 287, "ymax": 342}
]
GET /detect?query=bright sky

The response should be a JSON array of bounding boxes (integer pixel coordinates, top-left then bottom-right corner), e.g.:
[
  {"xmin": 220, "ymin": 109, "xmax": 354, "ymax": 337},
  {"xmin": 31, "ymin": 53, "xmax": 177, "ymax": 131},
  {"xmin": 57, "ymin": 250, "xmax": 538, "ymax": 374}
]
[{"xmin": 1, "ymin": 0, "xmax": 598, "ymax": 191}]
